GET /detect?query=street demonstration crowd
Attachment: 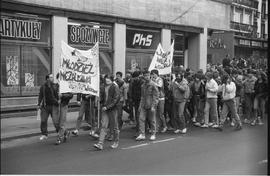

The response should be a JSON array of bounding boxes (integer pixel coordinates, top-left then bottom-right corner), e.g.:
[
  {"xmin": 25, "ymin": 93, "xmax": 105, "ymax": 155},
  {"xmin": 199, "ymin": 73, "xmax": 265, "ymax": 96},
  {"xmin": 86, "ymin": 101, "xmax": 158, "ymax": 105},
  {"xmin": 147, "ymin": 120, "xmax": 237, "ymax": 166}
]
[{"xmin": 37, "ymin": 56, "xmax": 268, "ymax": 150}]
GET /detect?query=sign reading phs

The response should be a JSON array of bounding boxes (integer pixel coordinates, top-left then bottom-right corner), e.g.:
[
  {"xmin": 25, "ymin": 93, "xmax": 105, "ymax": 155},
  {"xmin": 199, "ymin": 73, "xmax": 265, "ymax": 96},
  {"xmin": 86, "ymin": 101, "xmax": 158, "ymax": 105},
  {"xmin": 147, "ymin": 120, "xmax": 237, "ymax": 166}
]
[{"xmin": 126, "ymin": 28, "xmax": 160, "ymax": 49}]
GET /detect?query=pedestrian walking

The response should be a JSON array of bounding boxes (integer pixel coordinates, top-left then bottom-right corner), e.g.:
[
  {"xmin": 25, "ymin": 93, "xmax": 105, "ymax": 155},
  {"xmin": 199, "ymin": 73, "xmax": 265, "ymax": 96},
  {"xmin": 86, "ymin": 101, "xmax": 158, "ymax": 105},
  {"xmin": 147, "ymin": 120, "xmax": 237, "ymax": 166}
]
[
  {"xmin": 93, "ymin": 74, "xmax": 120, "ymax": 150},
  {"xmin": 37, "ymin": 73, "xmax": 60, "ymax": 141},
  {"xmin": 171, "ymin": 72, "xmax": 189, "ymax": 134},
  {"xmin": 136, "ymin": 70, "xmax": 159, "ymax": 141}
]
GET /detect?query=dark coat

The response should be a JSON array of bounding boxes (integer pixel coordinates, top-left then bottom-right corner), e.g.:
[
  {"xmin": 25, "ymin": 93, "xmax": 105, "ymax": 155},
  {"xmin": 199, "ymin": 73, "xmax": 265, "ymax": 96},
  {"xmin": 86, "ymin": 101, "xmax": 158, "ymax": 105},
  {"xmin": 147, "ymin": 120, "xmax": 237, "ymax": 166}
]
[
  {"xmin": 100, "ymin": 83, "xmax": 120, "ymax": 111},
  {"xmin": 38, "ymin": 81, "xmax": 58, "ymax": 107},
  {"xmin": 139, "ymin": 80, "xmax": 159, "ymax": 109}
]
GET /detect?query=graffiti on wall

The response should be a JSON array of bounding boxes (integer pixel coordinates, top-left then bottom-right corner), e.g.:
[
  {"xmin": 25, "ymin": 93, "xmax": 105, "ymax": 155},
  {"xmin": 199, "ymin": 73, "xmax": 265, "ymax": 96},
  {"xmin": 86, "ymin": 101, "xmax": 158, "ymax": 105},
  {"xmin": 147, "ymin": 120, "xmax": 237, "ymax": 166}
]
[
  {"xmin": 6, "ymin": 56, "xmax": 19, "ymax": 86},
  {"xmin": 25, "ymin": 73, "xmax": 34, "ymax": 87}
]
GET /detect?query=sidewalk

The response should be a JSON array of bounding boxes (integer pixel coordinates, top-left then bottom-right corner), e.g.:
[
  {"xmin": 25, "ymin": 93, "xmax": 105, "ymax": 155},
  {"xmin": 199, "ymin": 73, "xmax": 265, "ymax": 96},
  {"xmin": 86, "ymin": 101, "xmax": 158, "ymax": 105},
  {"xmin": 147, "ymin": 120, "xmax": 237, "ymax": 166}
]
[{"xmin": 1, "ymin": 111, "xmax": 131, "ymax": 141}]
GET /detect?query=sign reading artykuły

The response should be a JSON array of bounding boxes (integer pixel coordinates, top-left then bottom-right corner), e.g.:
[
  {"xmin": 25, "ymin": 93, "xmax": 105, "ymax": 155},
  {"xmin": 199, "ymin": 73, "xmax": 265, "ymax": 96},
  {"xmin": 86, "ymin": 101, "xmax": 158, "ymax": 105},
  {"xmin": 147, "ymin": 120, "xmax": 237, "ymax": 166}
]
[
  {"xmin": 148, "ymin": 41, "xmax": 174, "ymax": 75},
  {"xmin": 59, "ymin": 41, "xmax": 100, "ymax": 96}
]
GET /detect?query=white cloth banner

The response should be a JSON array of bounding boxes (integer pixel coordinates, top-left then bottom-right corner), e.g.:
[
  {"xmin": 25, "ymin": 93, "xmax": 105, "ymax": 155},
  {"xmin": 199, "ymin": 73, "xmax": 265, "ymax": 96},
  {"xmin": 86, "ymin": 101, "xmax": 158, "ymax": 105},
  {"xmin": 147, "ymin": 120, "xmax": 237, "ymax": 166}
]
[
  {"xmin": 59, "ymin": 41, "xmax": 100, "ymax": 96},
  {"xmin": 148, "ymin": 41, "xmax": 174, "ymax": 75}
]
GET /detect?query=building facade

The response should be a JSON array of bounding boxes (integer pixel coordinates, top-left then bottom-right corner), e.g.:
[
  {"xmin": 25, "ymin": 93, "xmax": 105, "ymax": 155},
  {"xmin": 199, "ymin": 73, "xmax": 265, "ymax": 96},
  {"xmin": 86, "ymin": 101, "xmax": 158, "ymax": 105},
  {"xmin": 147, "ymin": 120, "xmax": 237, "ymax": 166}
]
[
  {"xmin": 1, "ymin": 0, "xmax": 231, "ymax": 114},
  {"xmin": 207, "ymin": 0, "xmax": 268, "ymax": 64}
]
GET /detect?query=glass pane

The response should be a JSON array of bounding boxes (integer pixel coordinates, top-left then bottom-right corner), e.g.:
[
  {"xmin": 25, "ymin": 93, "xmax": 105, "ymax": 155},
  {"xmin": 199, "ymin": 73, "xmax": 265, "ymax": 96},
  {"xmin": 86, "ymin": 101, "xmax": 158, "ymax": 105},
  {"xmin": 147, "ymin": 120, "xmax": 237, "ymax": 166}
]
[
  {"xmin": 1, "ymin": 45, "xmax": 21, "ymax": 97},
  {"xmin": 126, "ymin": 52, "xmax": 154, "ymax": 72},
  {"xmin": 99, "ymin": 51, "xmax": 113, "ymax": 75},
  {"xmin": 21, "ymin": 46, "xmax": 51, "ymax": 96}
]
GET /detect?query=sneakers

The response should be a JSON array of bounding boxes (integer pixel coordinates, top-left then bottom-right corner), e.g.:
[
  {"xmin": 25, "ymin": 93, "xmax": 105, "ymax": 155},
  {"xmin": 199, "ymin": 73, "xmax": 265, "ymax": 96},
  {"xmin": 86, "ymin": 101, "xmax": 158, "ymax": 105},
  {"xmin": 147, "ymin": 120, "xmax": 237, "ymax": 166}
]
[
  {"xmin": 71, "ymin": 130, "xmax": 79, "ymax": 136},
  {"xmin": 257, "ymin": 118, "xmax": 264, "ymax": 125},
  {"xmin": 91, "ymin": 133, "xmax": 100, "ymax": 139},
  {"xmin": 136, "ymin": 134, "xmax": 146, "ymax": 141},
  {"xmin": 243, "ymin": 119, "xmax": 250, "ymax": 124},
  {"xmin": 235, "ymin": 123, "xmax": 242, "ymax": 130},
  {"xmin": 212, "ymin": 124, "xmax": 219, "ymax": 128},
  {"xmin": 191, "ymin": 118, "xmax": 196, "ymax": 123},
  {"xmin": 106, "ymin": 135, "xmax": 114, "ymax": 141},
  {"xmin": 55, "ymin": 138, "xmax": 62, "ymax": 145},
  {"xmin": 174, "ymin": 129, "xmax": 181, "ymax": 134},
  {"xmin": 93, "ymin": 143, "xmax": 103, "ymax": 150},
  {"xmin": 251, "ymin": 120, "xmax": 256, "ymax": 126},
  {"xmin": 230, "ymin": 121, "xmax": 235, "ymax": 127},
  {"xmin": 194, "ymin": 122, "xmax": 201, "ymax": 127},
  {"xmin": 200, "ymin": 124, "xmax": 209, "ymax": 128},
  {"xmin": 180, "ymin": 128, "xmax": 187, "ymax": 134},
  {"xmin": 150, "ymin": 134, "xmax": 156, "ymax": 141},
  {"xmin": 161, "ymin": 127, "xmax": 167, "ymax": 133},
  {"xmin": 39, "ymin": 135, "xmax": 48, "ymax": 141},
  {"xmin": 89, "ymin": 130, "xmax": 95, "ymax": 136},
  {"xmin": 63, "ymin": 130, "xmax": 70, "ymax": 142},
  {"xmin": 208, "ymin": 122, "xmax": 214, "ymax": 127},
  {"xmin": 111, "ymin": 142, "xmax": 119, "ymax": 149}
]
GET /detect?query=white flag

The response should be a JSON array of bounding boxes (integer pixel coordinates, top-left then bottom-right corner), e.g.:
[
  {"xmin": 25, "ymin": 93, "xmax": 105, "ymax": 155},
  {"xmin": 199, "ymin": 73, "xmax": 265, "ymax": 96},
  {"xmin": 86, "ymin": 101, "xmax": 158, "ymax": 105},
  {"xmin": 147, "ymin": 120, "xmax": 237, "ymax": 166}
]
[
  {"xmin": 148, "ymin": 41, "xmax": 174, "ymax": 75},
  {"xmin": 59, "ymin": 41, "xmax": 100, "ymax": 97}
]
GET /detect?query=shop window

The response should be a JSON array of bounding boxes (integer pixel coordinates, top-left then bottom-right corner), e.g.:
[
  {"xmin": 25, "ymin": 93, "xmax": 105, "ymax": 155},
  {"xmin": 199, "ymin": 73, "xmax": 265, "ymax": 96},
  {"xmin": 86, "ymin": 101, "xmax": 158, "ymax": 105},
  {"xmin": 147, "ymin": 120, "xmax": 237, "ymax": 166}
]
[
  {"xmin": 126, "ymin": 52, "xmax": 154, "ymax": 72},
  {"xmin": 1, "ymin": 44, "xmax": 51, "ymax": 97}
]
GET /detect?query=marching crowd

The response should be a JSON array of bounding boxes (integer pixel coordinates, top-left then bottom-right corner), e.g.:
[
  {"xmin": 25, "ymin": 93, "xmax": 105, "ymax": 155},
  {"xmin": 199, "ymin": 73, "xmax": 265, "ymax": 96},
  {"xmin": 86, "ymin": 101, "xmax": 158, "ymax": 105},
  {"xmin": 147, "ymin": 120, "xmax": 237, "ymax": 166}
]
[{"xmin": 37, "ymin": 56, "xmax": 268, "ymax": 150}]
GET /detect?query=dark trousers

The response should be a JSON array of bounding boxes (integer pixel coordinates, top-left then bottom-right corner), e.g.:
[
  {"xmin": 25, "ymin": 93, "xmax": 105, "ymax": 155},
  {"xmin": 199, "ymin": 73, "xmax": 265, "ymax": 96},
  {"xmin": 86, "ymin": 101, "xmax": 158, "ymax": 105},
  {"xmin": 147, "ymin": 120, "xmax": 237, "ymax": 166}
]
[{"xmin": 40, "ymin": 105, "xmax": 60, "ymax": 136}]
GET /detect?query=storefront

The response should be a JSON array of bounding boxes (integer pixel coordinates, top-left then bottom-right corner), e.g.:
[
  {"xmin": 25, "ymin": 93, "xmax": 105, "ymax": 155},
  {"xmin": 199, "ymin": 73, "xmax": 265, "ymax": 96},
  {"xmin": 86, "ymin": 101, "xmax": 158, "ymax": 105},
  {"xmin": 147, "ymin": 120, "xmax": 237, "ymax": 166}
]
[
  {"xmin": 67, "ymin": 19, "xmax": 113, "ymax": 75},
  {"xmin": 1, "ymin": 12, "xmax": 51, "ymax": 98},
  {"xmin": 171, "ymin": 31, "xmax": 185, "ymax": 66},
  {"xmin": 126, "ymin": 26, "xmax": 161, "ymax": 72}
]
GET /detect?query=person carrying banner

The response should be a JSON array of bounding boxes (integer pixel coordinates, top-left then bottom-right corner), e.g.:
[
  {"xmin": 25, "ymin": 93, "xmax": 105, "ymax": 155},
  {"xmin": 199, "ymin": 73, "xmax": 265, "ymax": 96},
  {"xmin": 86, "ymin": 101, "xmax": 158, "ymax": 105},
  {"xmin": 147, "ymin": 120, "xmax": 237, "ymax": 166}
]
[
  {"xmin": 150, "ymin": 69, "xmax": 168, "ymax": 133},
  {"xmin": 37, "ymin": 73, "xmax": 60, "ymax": 141},
  {"xmin": 93, "ymin": 74, "xmax": 120, "ymax": 150},
  {"xmin": 136, "ymin": 70, "xmax": 159, "ymax": 141},
  {"xmin": 54, "ymin": 73, "xmax": 73, "ymax": 145}
]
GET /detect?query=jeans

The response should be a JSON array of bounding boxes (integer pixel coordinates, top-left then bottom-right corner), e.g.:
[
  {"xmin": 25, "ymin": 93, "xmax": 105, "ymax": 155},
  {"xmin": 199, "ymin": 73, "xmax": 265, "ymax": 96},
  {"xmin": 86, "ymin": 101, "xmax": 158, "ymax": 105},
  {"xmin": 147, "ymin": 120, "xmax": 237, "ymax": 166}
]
[
  {"xmin": 156, "ymin": 100, "xmax": 167, "ymax": 130},
  {"xmin": 139, "ymin": 108, "xmax": 156, "ymax": 135},
  {"xmin": 117, "ymin": 101, "xmax": 124, "ymax": 129},
  {"xmin": 172, "ymin": 101, "xmax": 186, "ymax": 130},
  {"xmin": 58, "ymin": 104, "xmax": 68, "ymax": 139},
  {"xmin": 192, "ymin": 95, "xmax": 205, "ymax": 123},
  {"xmin": 98, "ymin": 108, "xmax": 119, "ymax": 145},
  {"xmin": 75, "ymin": 99, "xmax": 92, "ymax": 130},
  {"xmin": 253, "ymin": 95, "xmax": 266, "ymax": 120},
  {"xmin": 133, "ymin": 100, "xmax": 140, "ymax": 132},
  {"xmin": 204, "ymin": 98, "xmax": 218, "ymax": 125},
  {"xmin": 220, "ymin": 98, "xmax": 242, "ymax": 126},
  {"xmin": 244, "ymin": 93, "xmax": 254, "ymax": 120},
  {"xmin": 40, "ymin": 105, "xmax": 60, "ymax": 136}
]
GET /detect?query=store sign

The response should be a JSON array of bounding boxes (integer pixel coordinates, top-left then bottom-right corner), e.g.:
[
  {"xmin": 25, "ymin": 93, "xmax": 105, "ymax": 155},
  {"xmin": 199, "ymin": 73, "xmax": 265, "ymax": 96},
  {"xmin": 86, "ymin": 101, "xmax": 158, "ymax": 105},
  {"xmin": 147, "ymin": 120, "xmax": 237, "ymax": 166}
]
[
  {"xmin": 0, "ymin": 15, "xmax": 50, "ymax": 43},
  {"xmin": 126, "ymin": 28, "xmax": 160, "ymax": 49},
  {"xmin": 251, "ymin": 41, "xmax": 262, "ymax": 47},
  {"xmin": 68, "ymin": 24, "xmax": 112, "ymax": 48},
  {"xmin": 208, "ymin": 38, "xmax": 226, "ymax": 49},
  {"xmin": 239, "ymin": 39, "xmax": 250, "ymax": 46}
]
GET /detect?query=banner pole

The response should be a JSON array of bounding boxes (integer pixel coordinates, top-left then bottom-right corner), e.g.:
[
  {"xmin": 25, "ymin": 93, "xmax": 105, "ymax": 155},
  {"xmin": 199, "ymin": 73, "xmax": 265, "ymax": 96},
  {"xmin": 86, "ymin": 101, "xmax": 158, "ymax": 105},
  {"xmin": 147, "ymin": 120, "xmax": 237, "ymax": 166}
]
[{"xmin": 97, "ymin": 97, "xmax": 100, "ymax": 129}]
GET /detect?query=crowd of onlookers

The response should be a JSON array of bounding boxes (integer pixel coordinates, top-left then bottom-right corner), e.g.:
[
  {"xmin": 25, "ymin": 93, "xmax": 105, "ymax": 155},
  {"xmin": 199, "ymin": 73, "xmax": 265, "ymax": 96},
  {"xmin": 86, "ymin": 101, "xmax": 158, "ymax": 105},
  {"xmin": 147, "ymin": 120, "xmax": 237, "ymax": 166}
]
[{"xmin": 37, "ymin": 56, "xmax": 268, "ymax": 150}]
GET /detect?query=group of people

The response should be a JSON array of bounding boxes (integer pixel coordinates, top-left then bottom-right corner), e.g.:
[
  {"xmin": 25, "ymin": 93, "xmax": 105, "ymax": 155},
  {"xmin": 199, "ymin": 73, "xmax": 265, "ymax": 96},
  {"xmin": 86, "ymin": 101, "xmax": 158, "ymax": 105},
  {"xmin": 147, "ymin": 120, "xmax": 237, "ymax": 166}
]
[{"xmin": 37, "ymin": 57, "xmax": 268, "ymax": 150}]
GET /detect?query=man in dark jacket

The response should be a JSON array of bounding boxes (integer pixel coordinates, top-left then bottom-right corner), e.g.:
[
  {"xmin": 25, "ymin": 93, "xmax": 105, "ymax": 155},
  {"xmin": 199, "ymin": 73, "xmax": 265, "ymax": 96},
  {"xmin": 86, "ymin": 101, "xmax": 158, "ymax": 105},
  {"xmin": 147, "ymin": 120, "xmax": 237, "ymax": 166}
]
[
  {"xmin": 94, "ymin": 74, "xmax": 120, "ymax": 150},
  {"xmin": 37, "ymin": 73, "xmax": 60, "ymax": 141},
  {"xmin": 136, "ymin": 71, "xmax": 159, "ymax": 141},
  {"xmin": 54, "ymin": 73, "xmax": 73, "ymax": 145}
]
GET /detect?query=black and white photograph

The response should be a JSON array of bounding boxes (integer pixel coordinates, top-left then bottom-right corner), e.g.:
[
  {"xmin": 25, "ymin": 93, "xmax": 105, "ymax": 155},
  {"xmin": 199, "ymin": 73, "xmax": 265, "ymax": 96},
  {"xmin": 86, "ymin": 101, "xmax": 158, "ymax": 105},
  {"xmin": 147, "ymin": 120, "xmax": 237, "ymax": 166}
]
[{"xmin": 0, "ymin": 0, "xmax": 268, "ymax": 175}]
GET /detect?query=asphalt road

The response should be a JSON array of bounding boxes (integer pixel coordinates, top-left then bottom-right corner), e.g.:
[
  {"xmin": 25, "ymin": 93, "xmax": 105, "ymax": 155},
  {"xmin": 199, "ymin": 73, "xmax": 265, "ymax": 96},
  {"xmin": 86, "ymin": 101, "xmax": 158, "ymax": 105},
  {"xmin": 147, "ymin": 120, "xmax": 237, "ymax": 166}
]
[{"xmin": 1, "ymin": 122, "xmax": 268, "ymax": 175}]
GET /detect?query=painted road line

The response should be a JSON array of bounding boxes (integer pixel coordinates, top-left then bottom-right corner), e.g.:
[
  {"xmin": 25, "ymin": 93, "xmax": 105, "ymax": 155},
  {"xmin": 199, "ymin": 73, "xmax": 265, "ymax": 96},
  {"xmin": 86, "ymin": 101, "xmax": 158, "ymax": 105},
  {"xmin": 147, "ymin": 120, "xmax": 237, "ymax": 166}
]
[
  {"xmin": 121, "ymin": 143, "xmax": 149, "ymax": 150},
  {"xmin": 152, "ymin": 138, "xmax": 176, "ymax": 144}
]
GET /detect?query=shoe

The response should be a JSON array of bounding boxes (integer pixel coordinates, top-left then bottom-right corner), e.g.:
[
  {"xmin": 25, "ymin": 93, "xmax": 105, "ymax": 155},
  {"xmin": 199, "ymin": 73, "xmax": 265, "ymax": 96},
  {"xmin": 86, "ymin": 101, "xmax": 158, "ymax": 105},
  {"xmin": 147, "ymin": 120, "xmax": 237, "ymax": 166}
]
[
  {"xmin": 150, "ymin": 134, "xmax": 156, "ymax": 141},
  {"xmin": 161, "ymin": 127, "xmax": 167, "ymax": 133},
  {"xmin": 208, "ymin": 122, "xmax": 214, "ymax": 127},
  {"xmin": 71, "ymin": 130, "xmax": 78, "ymax": 136},
  {"xmin": 92, "ymin": 133, "xmax": 100, "ymax": 139},
  {"xmin": 40, "ymin": 135, "xmax": 48, "ymax": 141},
  {"xmin": 55, "ymin": 138, "xmax": 62, "ymax": 145},
  {"xmin": 251, "ymin": 120, "xmax": 256, "ymax": 126},
  {"xmin": 235, "ymin": 123, "xmax": 242, "ymax": 130},
  {"xmin": 192, "ymin": 118, "xmax": 196, "ymax": 123},
  {"xmin": 111, "ymin": 142, "xmax": 119, "ymax": 149},
  {"xmin": 257, "ymin": 118, "xmax": 264, "ymax": 125},
  {"xmin": 212, "ymin": 124, "xmax": 219, "ymax": 128},
  {"xmin": 63, "ymin": 131, "xmax": 70, "ymax": 142},
  {"xmin": 106, "ymin": 135, "xmax": 114, "ymax": 141},
  {"xmin": 230, "ymin": 121, "xmax": 235, "ymax": 127},
  {"xmin": 93, "ymin": 143, "xmax": 103, "ymax": 150},
  {"xmin": 200, "ymin": 124, "xmax": 209, "ymax": 128},
  {"xmin": 194, "ymin": 122, "xmax": 201, "ymax": 127},
  {"xmin": 180, "ymin": 128, "xmax": 187, "ymax": 134},
  {"xmin": 89, "ymin": 130, "xmax": 95, "ymax": 136},
  {"xmin": 244, "ymin": 119, "xmax": 250, "ymax": 124},
  {"xmin": 136, "ymin": 134, "xmax": 146, "ymax": 141},
  {"xmin": 174, "ymin": 129, "xmax": 181, "ymax": 134},
  {"xmin": 167, "ymin": 127, "xmax": 174, "ymax": 131}
]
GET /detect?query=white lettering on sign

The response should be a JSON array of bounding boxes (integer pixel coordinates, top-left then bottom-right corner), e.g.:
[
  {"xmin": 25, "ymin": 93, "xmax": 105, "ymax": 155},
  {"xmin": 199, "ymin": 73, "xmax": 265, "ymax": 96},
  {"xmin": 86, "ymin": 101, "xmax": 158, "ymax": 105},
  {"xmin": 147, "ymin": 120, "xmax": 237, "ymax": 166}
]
[
  {"xmin": 239, "ymin": 39, "xmax": 250, "ymax": 46},
  {"xmin": 251, "ymin": 41, "xmax": 262, "ymax": 47},
  {"xmin": 132, "ymin": 33, "xmax": 152, "ymax": 46}
]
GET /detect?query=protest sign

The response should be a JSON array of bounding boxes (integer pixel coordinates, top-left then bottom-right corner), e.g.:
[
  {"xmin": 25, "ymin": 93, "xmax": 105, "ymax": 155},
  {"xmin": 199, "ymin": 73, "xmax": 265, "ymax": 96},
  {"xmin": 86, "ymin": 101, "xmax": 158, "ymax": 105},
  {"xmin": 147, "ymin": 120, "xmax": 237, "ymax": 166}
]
[
  {"xmin": 148, "ymin": 41, "xmax": 174, "ymax": 75},
  {"xmin": 59, "ymin": 41, "xmax": 100, "ymax": 96}
]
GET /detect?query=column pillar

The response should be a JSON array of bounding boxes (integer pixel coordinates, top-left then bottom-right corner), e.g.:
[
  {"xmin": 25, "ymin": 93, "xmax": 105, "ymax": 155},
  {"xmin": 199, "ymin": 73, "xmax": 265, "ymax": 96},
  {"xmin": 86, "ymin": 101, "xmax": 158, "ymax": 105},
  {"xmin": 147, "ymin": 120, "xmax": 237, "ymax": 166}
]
[
  {"xmin": 113, "ymin": 23, "xmax": 126, "ymax": 76},
  {"xmin": 52, "ymin": 16, "xmax": 68, "ymax": 79}
]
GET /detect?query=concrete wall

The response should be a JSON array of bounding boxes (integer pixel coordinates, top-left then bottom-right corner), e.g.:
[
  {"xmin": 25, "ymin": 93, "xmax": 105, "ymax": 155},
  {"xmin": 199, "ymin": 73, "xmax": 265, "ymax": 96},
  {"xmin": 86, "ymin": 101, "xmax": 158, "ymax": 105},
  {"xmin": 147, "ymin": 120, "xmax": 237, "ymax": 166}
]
[{"xmin": 13, "ymin": 0, "xmax": 231, "ymax": 31}]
